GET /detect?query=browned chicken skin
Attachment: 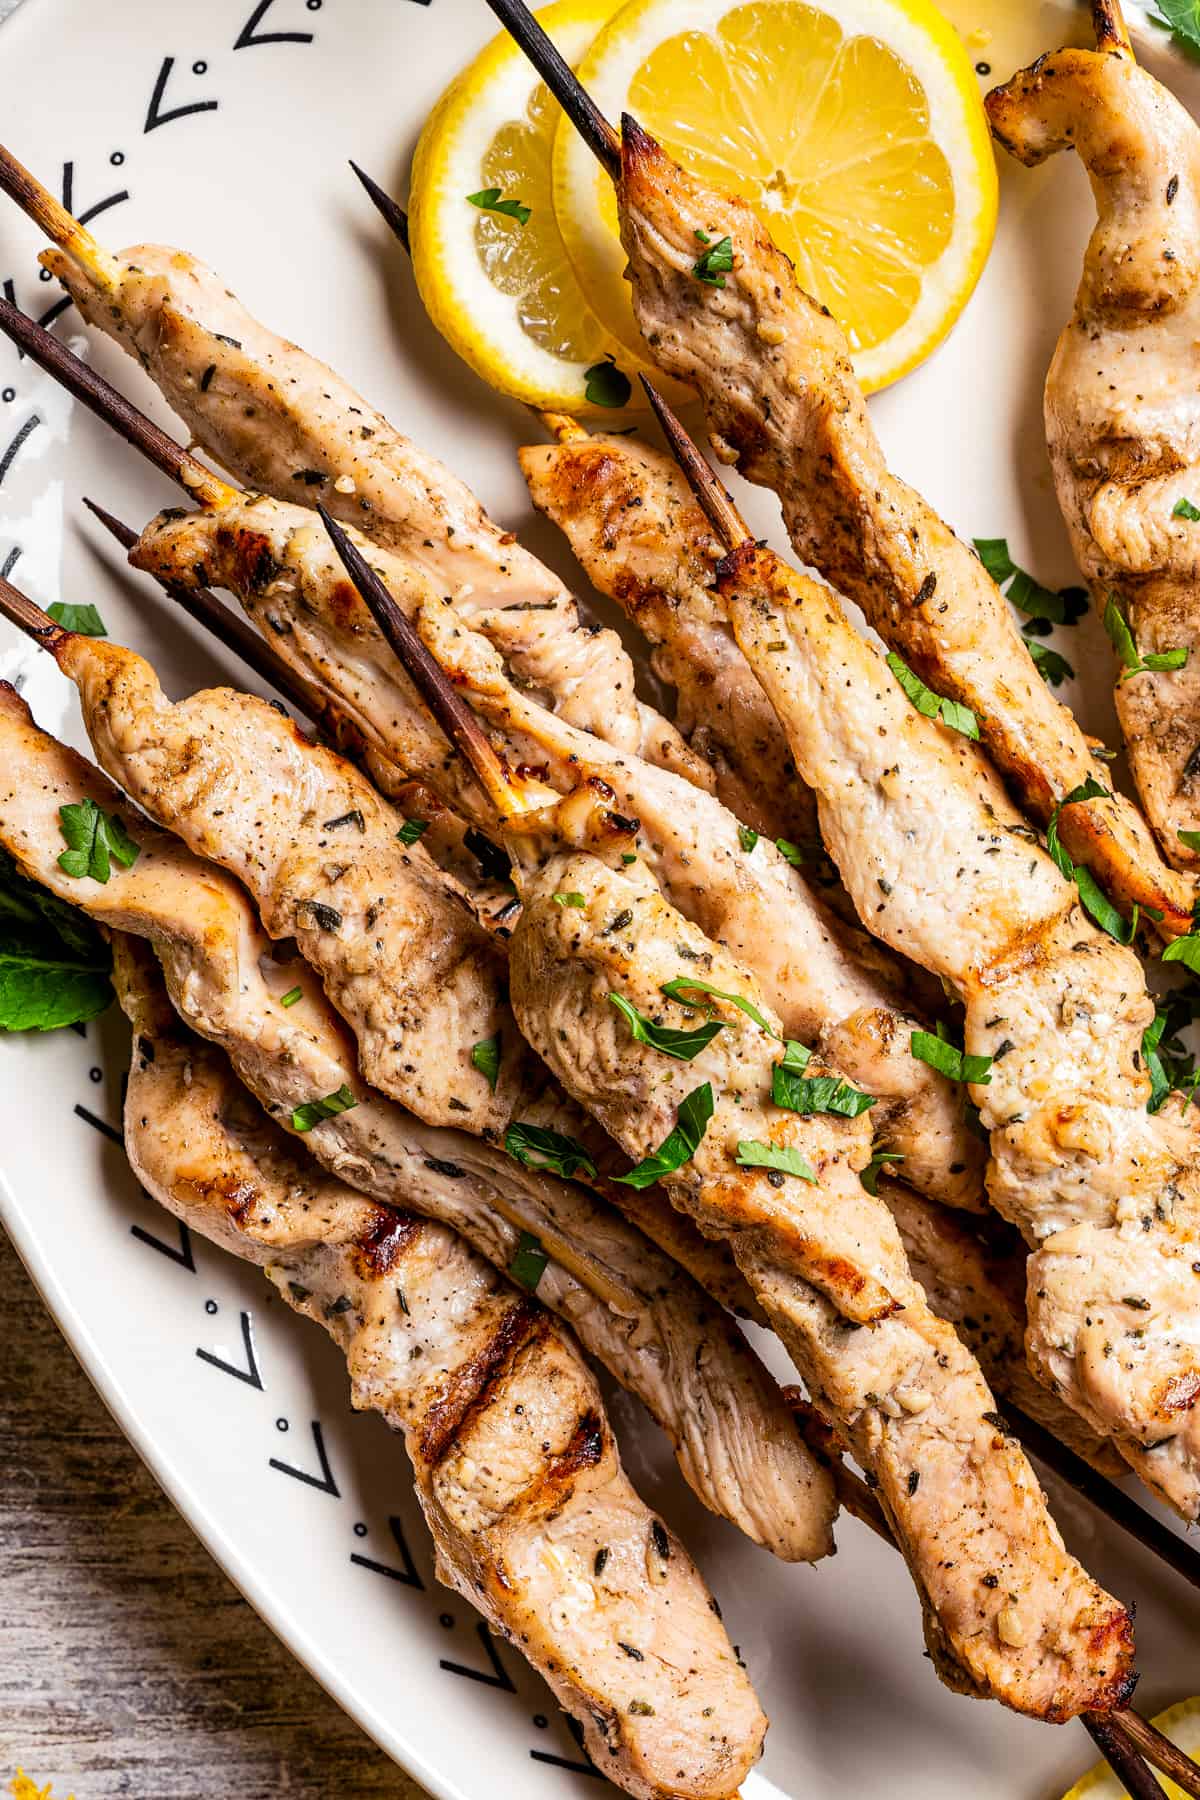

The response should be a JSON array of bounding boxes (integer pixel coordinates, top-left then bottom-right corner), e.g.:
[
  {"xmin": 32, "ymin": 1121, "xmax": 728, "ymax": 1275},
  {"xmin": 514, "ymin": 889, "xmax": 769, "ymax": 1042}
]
[
  {"xmin": 988, "ymin": 16, "xmax": 1200, "ymax": 870},
  {"xmin": 614, "ymin": 117, "xmax": 1197, "ymax": 936},
  {"xmin": 114, "ymin": 934, "xmax": 767, "ymax": 1800}
]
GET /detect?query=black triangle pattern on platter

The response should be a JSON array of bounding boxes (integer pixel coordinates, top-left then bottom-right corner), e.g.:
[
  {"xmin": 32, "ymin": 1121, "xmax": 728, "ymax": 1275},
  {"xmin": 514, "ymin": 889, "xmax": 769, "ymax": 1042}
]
[
  {"xmin": 269, "ymin": 1418, "xmax": 340, "ymax": 1496},
  {"xmin": 350, "ymin": 1514, "xmax": 425, "ymax": 1589},
  {"xmin": 196, "ymin": 1309, "xmax": 263, "ymax": 1389}
]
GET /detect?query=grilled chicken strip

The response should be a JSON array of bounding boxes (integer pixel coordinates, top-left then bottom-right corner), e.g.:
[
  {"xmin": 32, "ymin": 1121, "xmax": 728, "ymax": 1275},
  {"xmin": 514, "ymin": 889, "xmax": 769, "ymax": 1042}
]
[
  {"xmin": 0, "ymin": 684, "xmax": 835, "ymax": 1563},
  {"xmin": 500, "ymin": 840, "xmax": 1134, "ymax": 1720},
  {"xmin": 520, "ymin": 420, "xmax": 817, "ymax": 845},
  {"xmin": 987, "ymin": 18, "xmax": 1200, "ymax": 869},
  {"xmin": 39, "ymin": 232, "xmax": 704, "ymax": 787},
  {"xmin": 129, "ymin": 503, "xmax": 983, "ymax": 1214},
  {"xmin": 612, "ymin": 118, "xmax": 1197, "ymax": 937},
  {"xmin": 704, "ymin": 529, "xmax": 1200, "ymax": 1516},
  {"xmin": 113, "ymin": 934, "xmax": 764, "ymax": 1800}
]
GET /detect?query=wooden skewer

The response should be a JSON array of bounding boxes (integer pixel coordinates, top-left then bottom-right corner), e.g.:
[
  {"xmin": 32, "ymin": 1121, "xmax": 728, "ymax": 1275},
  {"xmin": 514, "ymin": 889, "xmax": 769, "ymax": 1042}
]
[
  {"xmin": 1094, "ymin": 0, "xmax": 1132, "ymax": 55},
  {"xmin": 639, "ymin": 373, "xmax": 751, "ymax": 547},
  {"xmin": 348, "ymin": 161, "xmax": 410, "ymax": 252},
  {"xmin": 0, "ymin": 141, "xmax": 120, "ymax": 284},
  {"xmin": 0, "ymin": 296, "xmax": 236, "ymax": 510},
  {"xmin": 315, "ymin": 504, "xmax": 528, "ymax": 821},
  {"xmin": 479, "ymin": 0, "xmax": 620, "ymax": 177},
  {"xmin": 81, "ymin": 499, "xmax": 327, "ymax": 729}
]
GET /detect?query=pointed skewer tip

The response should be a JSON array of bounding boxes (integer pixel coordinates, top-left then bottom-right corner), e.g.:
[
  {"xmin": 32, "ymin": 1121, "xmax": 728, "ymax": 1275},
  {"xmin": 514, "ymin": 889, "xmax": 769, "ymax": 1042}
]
[
  {"xmin": 348, "ymin": 161, "xmax": 410, "ymax": 252},
  {"xmin": 639, "ymin": 374, "xmax": 750, "ymax": 549}
]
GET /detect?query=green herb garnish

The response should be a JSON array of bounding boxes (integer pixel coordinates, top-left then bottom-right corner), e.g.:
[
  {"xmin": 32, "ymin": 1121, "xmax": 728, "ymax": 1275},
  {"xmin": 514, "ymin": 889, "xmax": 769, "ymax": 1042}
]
[
  {"xmin": 738, "ymin": 825, "xmax": 759, "ymax": 853},
  {"xmin": 583, "ymin": 354, "xmax": 631, "ymax": 409},
  {"xmin": 1175, "ymin": 496, "xmax": 1200, "ymax": 521},
  {"xmin": 860, "ymin": 1149, "xmax": 904, "ymax": 1196},
  {"xmin": 911, "ymin": 1022, "xmax": 992, "ymax": 1085},
  {"xmin": 692, "ymin": 233, "xmax": 734, "ymax": 287},
  {"xmin": 1045, "ymin": 777, "xmax": 1149, "ymax": 943},
  {"xmin": 1179, "ymin": 829, "xmax": 1200, "ymax": 852},
  {"xmin": 291, "ymin": 1084, "xmax": 358, "ymax": 1132},
  {"xmin": 504, "ymin": 1121, "xmax": 597, "ymax": 1181},
  {"xmin": 609, "ymin": 991, "xmax": 725, "ymax": 1061},
  {"xmin": 973, "ymin": 537, "xmax": 1088, "ymax": 625},
  {"xmin": 57, "ymin": 799, "xmax": 140, "ymax": 884},
  {"xmin": 886, "ymin": 652, "xmax": 979, "ymax": 739},
  {"xmin": 1026, "ymin": 640, "xmax": 1075, "ymax": 689},
  {"xmin": 1154, "ymin": 1, "xmax": 1200, "ymax": 57},
  {"xmin": 397, "ymin": 818, "xmax": 429, "ymax": 845},
  {"xmin": 734, "ymin": 1139, "xmax": 817, "ymax": 1182},
  {"xmin": 471, "ymin": 1033, "xmax": 501, "ymax": 1091},
  {"xmin": 1103, "ymin": 593, "xmax": 1189, "ymax": 676},
  {"xmin": 554, "ymin": 891, "xmax": 586, "ymax": 908},
  {"xmin": 615, "ymin": 1082, "xmax": 714, "ymax": 1189},
  {"xmin": 467, "ymin": 186, "xmax": 531, "ymax": 226},
  {"xmin": 772, "ymin": 1039, "xmax": 877, "ymax": 1117},
  {"xmin": 659, "ymin": 975, "xmax": 776, "ymax": 1037},
  {"xmin": 47, "ymin": 601, "xmax": 107, "ymax": 636},
  {"xmin": 279, "ymin": 985, "xmax": 303, "ymax": 1008},
  {"xmin": 0, "ymin": 848, "xmax": 113, "ymax": 1031},
  {"xmin": 507, "ymin": 1230, "xmax": 548, "ymax": 1293}
]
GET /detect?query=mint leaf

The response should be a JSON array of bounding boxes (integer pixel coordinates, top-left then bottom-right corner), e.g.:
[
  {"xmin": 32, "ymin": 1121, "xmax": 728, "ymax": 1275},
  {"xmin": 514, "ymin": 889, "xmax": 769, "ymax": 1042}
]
[
  {"xmin": 911, "ymin": 1023, "xmax": 992, "ymax": 1085},
  {"xmin": 1104, "ymin": 592, "xmax": 1188, "ymax": 677},
  {"xmin": 609, "ymin": 992, "xmax": 725, "ymax": 1061},
  {"xmin": 1155, "ymin": 0, "xmax": 1200, "ymax": 55},
  {"xmin": 471, "ymin": 1033, "xmax": 501, "ymax": 1091},
  {"xmin": 57, "ymin": 798, "xmax": 140, "ymax": 884},
  {"xmin": 584, "ymin": 355, "xmax": 631, "ymax": 409},
  {"xmin": 1027, "ymin": 641, "xmax": 1075, "ymax": 688},
  {"xmin": 693, "ymin": 233, "xmax": 734, "ymax": 287},
  {"xmin": 886, "ymin": 652, "xmax": 979, "ymax": 739},
  {"xmin": 507, "ymin": 1230, "xmax": 548, "ymax": 1292},
  {"xmin": 47, "ymin": 601, "xmax": 107, "ymax": 636},
  {"xmin": 860, "ymin": 1149, "xmax": 904, "ymax": 1196},
  {"xmin": 505, "ymin": 1121, "xmax": 597, "ymax": 1181},
  {"xmin": 772, "ymin": 1058, "xmax": 877, "ymax": 1117},
  {"xmin": 735, "ymin": 1139, "xmax": 817, "ymax": 1182},
  {"xmin": 659, "ymin": 975, "xmax": 777, "ymax": 1037},
  {"xmin": 614, "ymin": 1083, "xmax": 714, "ymax": 1189}
]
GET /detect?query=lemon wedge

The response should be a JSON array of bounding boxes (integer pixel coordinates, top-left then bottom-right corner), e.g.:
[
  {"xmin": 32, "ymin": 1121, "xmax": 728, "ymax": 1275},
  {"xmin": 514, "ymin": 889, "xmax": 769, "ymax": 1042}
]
[
  {"xmin": 1061, "ymin": 1698, "xmax": 1200, "ymax": 1800},
  {"xmin": 409, "ymin": 0, "xmax": 673, "ymax": 412},
  {"xmin": 553, "ymin": 0, "xmax": 998, "ymax": 392}
]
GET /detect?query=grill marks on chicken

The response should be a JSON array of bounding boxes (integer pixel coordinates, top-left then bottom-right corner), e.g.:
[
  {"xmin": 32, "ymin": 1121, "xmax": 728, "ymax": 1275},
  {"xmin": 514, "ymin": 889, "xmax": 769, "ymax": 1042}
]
[
  {"xmin": 113, "ymin": 936, "xmax": 766, "ymax": 1800},
  {"xmin": 505, "ymin": 849, "xmax": 1135, "ymax": 1720},
  {"xmin": 987, "ymin": 36, "xmax": 1200, "ymax": 869},
  {"xmin": 613, "ymin": 119, "xmax": 1197, "ymax": 936},
  {"xmin": 41, "ymin": 238, "xmax": 704, "ymax": 785},
  {"xmin": 710, "ymin": 538, "xmax": 1200, "ymax": 1517},
  {"xmin": 519, "ymin": 426, "xmax": 817, "ymax": 844}
]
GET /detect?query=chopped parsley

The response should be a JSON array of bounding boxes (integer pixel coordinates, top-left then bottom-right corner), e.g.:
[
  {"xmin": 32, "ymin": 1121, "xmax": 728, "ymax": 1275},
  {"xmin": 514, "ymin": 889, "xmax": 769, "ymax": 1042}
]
[
  {"xmin": 504, "ymin": 1121, "xmax": 597, "ymax": 1181},
  {"xmin": 507, "ymin": 1231, "xmax": 548, "ymax": 1293},
  {"xmin": 396, "ymin": 817, "xmax": 429, "ymax": 845},
  {"xmin": 609, "ymin": 991, "xmax": 725, "ymax": 1061},
  {"xmin": 772, "ymin": 1040, "xmax": 877, "ymax": 1117},
  {"xmin": 1163, "ymin": 930, "xmax": 1200, "ymax": 975},
  {"xmin": 57, "ymin": 799, "xmax": 140, "ymax": 884},
  {"xmin": 0, "ymin": 847, "xmax": 113, "ymax": 1031},
  {"xmin": 1026, "ymin": 640, "xmax": 1075, "ymax": 689},
  {"xmin": 734, "ymin": 1139, "xmax": 817, "ymax": 1182},
  {"xmin": 1175, "ymin": 496, "xmax": 1200, "ymax": 521},
  {"xmin": 659, "ymin": 975, "xmax": 776, "ymax": 1037},
  {"xmin": 1180, "ymin": 829, "xmax": 1200, "ymax": 853},
  {"xmin": 291, "ymin": 1083, "xmax": 358, "ymax": 1132},
  {"xmin": 47, "ymin": 601, "xmax": 107, "ymax": 636},
  {"xmin": 737, "ymin": 825, "xmax": 759, "ymax": 853},
  {"xmin": 553, "ymin": 891, "xmax": 586, "ymax": 908},
  {"xmin": 860, "ymin": 1149, "xmax": 904, "ymax": 1196},
  {"xmin": 1141, "ymin": 991, "xmax": 1200, "ymax": 1113},
  {"xmin": 1046, "ymin": 777, "xmax": 1149, "ymax": 943},
  {"xmin": 692, "ymin": 232, "xmax": 734, "ymax": 287},
  {"xmin": 471, "ymin": 1033, "xmax": 501, "ymax": 1091},
  {"xmin": 911, "ymin": 1021, "xmax": 992, "ymax": 1085},
  {"xmin": 615, "ymin": 1082, "xmax": 714, "ymax": 1189},
  {"xmin": 279, "ymin": 985, "xmax": 303, "ymax": 1008},
  {"xmin": 1103, "ymin": 593, "xmax": 1189, "ymax": 677},
  {"xmin": 886, "ymin": 652, "xmax": 979, "ymax": 739},
  {"xmin": 973, "ymin": 537, "xmax": 1088, "ymax": 625},
  {"xmin": 583, "ymin": 354, "xmax": 631, "ymax": 409},
  {"xmin": 467, "ymin": 186, "xmax": 531, "ymax": 226}
]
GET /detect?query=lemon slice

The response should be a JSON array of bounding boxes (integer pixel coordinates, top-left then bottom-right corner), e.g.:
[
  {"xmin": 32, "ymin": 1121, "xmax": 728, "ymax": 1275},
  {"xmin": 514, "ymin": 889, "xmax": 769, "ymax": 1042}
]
[
  {"xmin": 409, "ymin": 0, "xmax": 673, "ymax": 412},
  {"xmin": 1061, "ymin": 1698, "xmax": 1200, "ymax": 1800},
  {"xmin": 553, "ymin": 0, "xmax": 998, "ymax": 392}
]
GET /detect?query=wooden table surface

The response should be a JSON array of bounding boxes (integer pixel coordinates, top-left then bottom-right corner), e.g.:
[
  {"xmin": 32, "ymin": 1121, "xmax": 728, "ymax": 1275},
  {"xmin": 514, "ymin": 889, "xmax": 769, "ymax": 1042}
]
[{"xmin": 0, "ymin": 1225, "xmax": 432, "ymax": 1800}]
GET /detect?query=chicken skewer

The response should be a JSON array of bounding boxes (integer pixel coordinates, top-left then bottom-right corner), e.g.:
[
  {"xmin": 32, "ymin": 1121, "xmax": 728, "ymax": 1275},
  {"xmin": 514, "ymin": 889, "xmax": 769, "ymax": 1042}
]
[
  {"xmin": 986, "ymin": 2, "xmax": 1200, "ymax": 871},
  {"xmin": 320, "ymin": 508, "xmax": 1139, "ymax": 1728},
  {"xmin": 0, "ymin": 144, "xmax": 707, "ymax": 790},
  {"xmin": 109, "ymin": 929, "xmax": 767, "ymax": 1800},
  {"xmin": 0, "ymin": 670, "xmax": 835, "ymax": 1566},
  {"xmin": 470, "ymin": 0, "xmax": 1197, "ymax": 941},
  {"xmin": 0, "ymin": 302, "xmax": 984, "ymax": 1220},
  {"xmin": 642, "ymin": 377, "xmax": 1200, "ymax": 1521},
  {"xmin": 99, "ymin": 495, "xmax": 1196, "ymax": 1524}
]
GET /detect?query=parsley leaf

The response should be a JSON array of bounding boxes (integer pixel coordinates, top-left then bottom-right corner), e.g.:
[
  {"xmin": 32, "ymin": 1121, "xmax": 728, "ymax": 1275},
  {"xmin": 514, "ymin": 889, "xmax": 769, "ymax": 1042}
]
[
  {"xmin": 614, "ymin": 1083, "xmax": 714, "ymax": 1189},
  {"xmin": 47, "ymin": 601, "xmax": 107, "ymax": 636},
  {"xmin": 1179, "ymin": 829, "xmax": 1200, "ymax": 852},
  {"xmin": 0, "ymin": 850, "xmax": 113, "ymax": 1031},
  {"xmin": 609, "ymin": 991, "xmax": 725, "ymax": 1061},
  {"xmin": 1027, "ymin": 640, "xmax": 1075, "ymax": 688},
  {"xmin": 692, "ymin": 234, "xmax": 734, "ymax": 287},
  {"xmin": 735, "ymin": 1139, "xmax": 817, "ymax": 1182},
  {"xmin": 1175, "ymin": 496, "xmax": 1200, "ymax": 521},
  {"xmin": 471, "ymin": 1033, "xmax": 501, "ymax": 1091},
  {"xmin": 860, "ymin": 1149, "xmax": 904, "ymax": 1196},
  {"xmin": 584, "ymin": 355, "xmax": 631, "ymax": 409},
  {"xmin": 291, "ymin": 1084, "xmax": 358, "ymax": 1132},
  {"xmin": 738, "ymin": 825, "xmax": 759, "ymax": 853},
  {"xmin": 505, "ymin": 1121, "xmax": 597, "ymax": 1181},
  {"xmin": 886, "ymin": 652, "xmax": 979, "ymax": 739},
  {"xmin": 467, "ymin": 186, "xmax": 531, "ymax": 226},
  {"xmin": 1142, "ymin": 1011, "xmax": 1173, "ymax": 1114},
  {"xmin": 507, "ymin": 1230, "xmax": 548, "ymax": 1292},
  {"xmin": 1103, "ymin": 593, "xmax": 1188, "ymax": 676},
  {"xmin": 1154, "ymin": 0, "xmax": 1200, "ymax": 55},
  {"xmin": 911, "ymin": 1022, "xmax": 992, "ymax": 1085},
  {"xmin": 57, "ymin": 799, "xmax": 140, "ymax": 884},
  {"xmin": 772, "ymin": 1040, "xmax": 878, "ymax": 1117},
  {"xmin": 396, "ymin": 818, "xmax": 429, "ymax": 845},
  {"xmin": 659, "ymin": 975, "xmax": 777, "ymax": 1037},
  {"xmin": 1045, "ymin": 778, "xmax": 1147, "ymax": 942},
  {"xmin": 973, "ymin": 537, "xmax": 1088, "ymax": 625}
]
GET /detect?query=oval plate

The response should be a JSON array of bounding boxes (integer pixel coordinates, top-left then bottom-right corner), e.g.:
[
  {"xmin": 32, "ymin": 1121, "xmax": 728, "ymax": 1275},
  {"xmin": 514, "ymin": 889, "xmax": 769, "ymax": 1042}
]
[{"xmin": 0, "ymin": 1, "xmax": 1197, "ymax": 1795}]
